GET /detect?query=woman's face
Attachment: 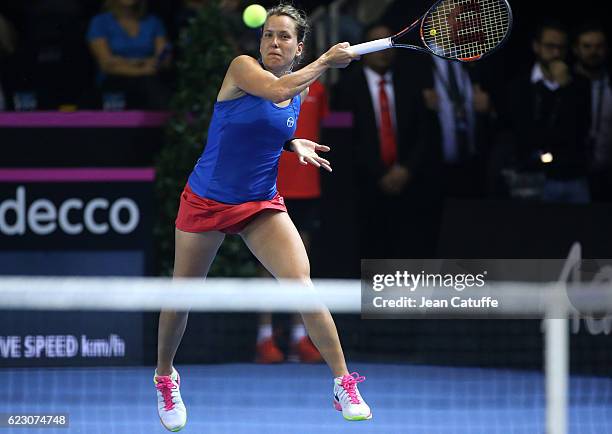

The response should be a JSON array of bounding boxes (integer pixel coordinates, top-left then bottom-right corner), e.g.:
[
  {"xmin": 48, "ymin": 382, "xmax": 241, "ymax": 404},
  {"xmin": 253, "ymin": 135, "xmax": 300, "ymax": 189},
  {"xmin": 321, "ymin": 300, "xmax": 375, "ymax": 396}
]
[{"xmin": 260, "ymin": 15, "xmax": 303, "ymax": 75}]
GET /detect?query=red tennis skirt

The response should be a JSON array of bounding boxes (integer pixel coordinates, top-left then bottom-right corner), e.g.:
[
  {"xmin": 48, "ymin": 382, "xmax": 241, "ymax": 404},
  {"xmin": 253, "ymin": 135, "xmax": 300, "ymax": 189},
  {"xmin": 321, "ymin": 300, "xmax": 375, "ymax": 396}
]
[{"xmin": 175, "ymin": 184, "xmax": 287, "ymax": 234}]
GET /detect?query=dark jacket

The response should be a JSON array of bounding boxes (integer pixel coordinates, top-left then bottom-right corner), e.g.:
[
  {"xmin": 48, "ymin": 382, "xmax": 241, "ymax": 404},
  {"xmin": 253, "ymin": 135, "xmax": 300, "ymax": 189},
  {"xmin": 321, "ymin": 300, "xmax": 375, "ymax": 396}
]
[
  {"xmin": 501, "ymin": 67, "xmax": 591, "ymax": 180},
  {"xmin": 332, "ymin": 64, "xmax": 435, "ymax": 194}
]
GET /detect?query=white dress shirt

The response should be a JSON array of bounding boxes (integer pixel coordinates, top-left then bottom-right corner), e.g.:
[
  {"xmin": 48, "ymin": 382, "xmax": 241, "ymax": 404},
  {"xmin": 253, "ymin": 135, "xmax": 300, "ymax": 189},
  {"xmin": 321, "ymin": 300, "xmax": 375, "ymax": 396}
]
[
  {"xmin": 432, "ymin": 56, "xmax": 476, "ymax": 163},
  {"xmin": 531, "ymin": 63, "xmax": 561, "ymax": 91},
  {"xmin": 363, "ymin": 66, "xmax": 398, "ymax": 135}
]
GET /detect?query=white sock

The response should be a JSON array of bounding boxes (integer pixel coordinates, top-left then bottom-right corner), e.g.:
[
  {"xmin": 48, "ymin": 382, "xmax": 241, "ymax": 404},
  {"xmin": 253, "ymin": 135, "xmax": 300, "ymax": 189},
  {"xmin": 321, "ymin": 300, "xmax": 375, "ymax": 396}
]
[
  {"xmin": 291, "ymin": 323, "xmax": 307, "ymax": 343},
  {"xmin": 257, "ymin": 324, "xmax": 273, "ymax": 343}
]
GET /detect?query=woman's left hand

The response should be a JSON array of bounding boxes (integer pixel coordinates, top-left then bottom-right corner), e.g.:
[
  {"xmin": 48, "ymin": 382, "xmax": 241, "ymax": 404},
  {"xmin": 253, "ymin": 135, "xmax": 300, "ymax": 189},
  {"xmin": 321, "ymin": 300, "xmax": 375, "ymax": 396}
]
[{"xmin": 290, "ymin": 139, "xmax": 332, "ymax": 172}]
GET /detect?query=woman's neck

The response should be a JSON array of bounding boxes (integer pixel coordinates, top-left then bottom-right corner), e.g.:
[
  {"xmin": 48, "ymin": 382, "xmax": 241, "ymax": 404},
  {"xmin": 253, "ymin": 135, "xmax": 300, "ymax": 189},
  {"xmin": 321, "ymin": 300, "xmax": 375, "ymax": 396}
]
[{"xmin": 267, "ymin": 66, "xmax": 290, "ymax": 78}]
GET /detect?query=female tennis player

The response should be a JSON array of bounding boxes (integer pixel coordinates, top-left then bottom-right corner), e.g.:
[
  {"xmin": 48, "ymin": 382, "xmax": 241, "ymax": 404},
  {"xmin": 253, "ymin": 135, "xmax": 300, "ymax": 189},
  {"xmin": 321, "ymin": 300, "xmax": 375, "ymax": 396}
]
[{"xmin": 153, "ymin": 4, "xmax": 371, "ymax": 431}]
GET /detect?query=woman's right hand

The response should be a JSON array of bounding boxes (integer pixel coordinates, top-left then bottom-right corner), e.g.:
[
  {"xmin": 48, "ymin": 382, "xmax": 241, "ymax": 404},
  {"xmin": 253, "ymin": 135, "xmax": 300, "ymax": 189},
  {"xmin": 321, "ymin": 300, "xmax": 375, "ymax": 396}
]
[{"xmin": 322, "ymin": 42, "xmax": 359, "ymax": 69}]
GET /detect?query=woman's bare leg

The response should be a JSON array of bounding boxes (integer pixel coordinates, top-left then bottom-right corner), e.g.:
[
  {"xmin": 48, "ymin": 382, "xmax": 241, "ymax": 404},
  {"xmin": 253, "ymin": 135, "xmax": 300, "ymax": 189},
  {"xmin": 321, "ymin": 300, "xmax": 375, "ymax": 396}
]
[
  {"xmin": 156, "ymin": 229, "xmax": 225, "ymax": 375},
  {"xmin": 241, "ymin": 211, "xmax": 349, "ymax": 377}
]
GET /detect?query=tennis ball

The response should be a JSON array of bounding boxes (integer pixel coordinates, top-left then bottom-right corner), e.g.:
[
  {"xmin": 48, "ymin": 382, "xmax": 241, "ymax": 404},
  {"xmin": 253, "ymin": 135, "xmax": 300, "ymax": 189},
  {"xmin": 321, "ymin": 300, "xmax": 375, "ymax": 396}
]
[{"xmin": 243, "ymin": 4, "xmax": 267, "ymax": 29}]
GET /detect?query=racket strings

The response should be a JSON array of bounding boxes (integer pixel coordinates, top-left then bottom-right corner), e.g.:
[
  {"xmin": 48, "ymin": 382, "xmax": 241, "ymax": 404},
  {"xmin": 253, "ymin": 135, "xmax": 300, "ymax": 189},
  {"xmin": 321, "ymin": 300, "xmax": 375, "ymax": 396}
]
[
  {"xmin": 422, "ymin": 0, "xmax": 511, "ymax": 61},
  {"xmin": 457, "ymin": 0, "xmax": 508, "ymax": 57}
]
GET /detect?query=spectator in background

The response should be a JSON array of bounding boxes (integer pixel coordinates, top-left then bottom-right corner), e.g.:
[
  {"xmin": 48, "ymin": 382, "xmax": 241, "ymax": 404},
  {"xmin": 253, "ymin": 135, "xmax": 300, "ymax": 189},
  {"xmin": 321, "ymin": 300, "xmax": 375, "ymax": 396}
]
[
  {"xmin": 501, "ymin": 20, "xmax": 591, "ymax": 204},
  {"xmin": 4, "ymin": 0, "xmax": 93, "ymax": 110},
  {"xmin": 87, "ymin": 0, "xmax": 171, "ymax": 109},
  {"xmin": 420, "ymin": 56, "xmax": 497, "ymax": 199},
  {"xmin": 573, "ymin": 23, "xmax": 612, "ymax": 202},
  {"xmin": 0, "ymin": 13, "xmax": 17, "ymax": 110},
  {"xmin": 333, "ymin": 24, "xmax": 433, "ymax": 258}
]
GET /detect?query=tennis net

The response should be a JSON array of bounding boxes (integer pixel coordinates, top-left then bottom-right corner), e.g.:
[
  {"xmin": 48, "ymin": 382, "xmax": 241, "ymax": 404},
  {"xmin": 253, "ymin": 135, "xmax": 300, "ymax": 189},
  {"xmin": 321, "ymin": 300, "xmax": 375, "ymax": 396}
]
[{"xmin": 1, "ymin": 276, "xmax": 611, "ymax": 434}]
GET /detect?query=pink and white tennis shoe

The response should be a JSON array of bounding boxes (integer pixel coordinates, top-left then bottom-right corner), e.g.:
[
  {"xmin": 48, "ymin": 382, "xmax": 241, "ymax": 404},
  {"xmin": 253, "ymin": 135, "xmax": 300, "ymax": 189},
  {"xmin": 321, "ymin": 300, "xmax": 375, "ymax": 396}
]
[
  {"xmin": 154, "ymin": 368, "xmax": 187, "ymax": 432},
  {"xmin": 333, "ymin": 372, "xmax": 372, "ymax": 421}
]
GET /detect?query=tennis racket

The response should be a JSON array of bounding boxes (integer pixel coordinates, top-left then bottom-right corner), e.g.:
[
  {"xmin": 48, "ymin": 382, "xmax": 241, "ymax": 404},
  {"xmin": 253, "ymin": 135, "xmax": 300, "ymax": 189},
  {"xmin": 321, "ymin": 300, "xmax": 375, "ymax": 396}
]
[{"xmin": 349, "ymin": 0, "xmax": 513, "ymax": 62}]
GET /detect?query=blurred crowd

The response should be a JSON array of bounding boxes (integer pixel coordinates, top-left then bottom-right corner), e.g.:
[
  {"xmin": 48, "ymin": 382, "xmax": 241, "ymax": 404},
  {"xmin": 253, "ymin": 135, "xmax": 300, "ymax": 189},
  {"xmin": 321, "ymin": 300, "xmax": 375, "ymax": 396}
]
[
  {"xmin": 333, "ymin": 17, "xmax": 611, "ymax": 258},
  {"xmin": 0, "ymin": 0, "xmax": 251, "ymax": 111},
  {"xmin": 0, "ymin": 1, "xmax": 610, "ymax": 260}
]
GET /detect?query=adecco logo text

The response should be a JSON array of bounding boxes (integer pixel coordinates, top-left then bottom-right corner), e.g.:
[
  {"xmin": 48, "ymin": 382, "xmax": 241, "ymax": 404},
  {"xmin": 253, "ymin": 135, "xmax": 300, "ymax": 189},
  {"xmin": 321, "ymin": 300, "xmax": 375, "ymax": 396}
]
[{"xmin": 0, "ymin": 186, "xmax": 140, "ymax": 236}]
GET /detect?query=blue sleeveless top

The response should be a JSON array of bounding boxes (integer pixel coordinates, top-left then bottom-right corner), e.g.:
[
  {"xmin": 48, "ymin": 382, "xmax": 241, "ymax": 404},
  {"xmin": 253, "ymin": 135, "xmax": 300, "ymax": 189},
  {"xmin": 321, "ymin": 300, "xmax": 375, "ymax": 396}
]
[{"xmin": 188, "ymin": 93, "xmax": 301, "ymax": 204}]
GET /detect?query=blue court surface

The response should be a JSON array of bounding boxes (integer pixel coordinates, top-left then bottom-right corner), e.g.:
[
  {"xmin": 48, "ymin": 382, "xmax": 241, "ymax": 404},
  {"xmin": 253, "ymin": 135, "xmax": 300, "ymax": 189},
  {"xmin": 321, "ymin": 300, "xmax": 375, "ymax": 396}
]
[{"xmin": 2, "ymin": 363, "xmax": 611, "ymax": 434}]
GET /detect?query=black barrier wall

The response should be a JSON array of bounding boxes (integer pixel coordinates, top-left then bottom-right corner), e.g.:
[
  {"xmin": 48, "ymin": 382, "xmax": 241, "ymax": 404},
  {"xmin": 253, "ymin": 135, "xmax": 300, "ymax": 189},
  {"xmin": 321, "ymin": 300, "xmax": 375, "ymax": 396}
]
[{"xmin": 0, "ymin": 171, "xmax": 155, "ymax": 367}]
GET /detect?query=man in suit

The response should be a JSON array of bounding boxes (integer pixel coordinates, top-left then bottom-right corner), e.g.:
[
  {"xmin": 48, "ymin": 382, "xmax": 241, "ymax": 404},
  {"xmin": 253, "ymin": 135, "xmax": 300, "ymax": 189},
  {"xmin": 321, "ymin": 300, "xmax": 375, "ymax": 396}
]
[
  {"xmin": 502, "ymin": 20, "xmax": 591, "ymax": 204},
  {"xmin": 573, "ymin": 22, "xmax": 612, "ymax": 202},
  {"xmin": 333, "ymin": 24, "xmax": 435, "ymax": 259},
  {"xmin": 419, "ymin": 56, "xmax": 496, "ymax": 199}
]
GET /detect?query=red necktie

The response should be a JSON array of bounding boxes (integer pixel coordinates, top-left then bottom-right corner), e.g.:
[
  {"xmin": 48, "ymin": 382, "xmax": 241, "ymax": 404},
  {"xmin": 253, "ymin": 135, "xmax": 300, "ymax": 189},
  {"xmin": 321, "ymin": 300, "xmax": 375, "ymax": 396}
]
[{"xmin": 378, "ymin": 78, "xmax": 397, "ymax": 167}]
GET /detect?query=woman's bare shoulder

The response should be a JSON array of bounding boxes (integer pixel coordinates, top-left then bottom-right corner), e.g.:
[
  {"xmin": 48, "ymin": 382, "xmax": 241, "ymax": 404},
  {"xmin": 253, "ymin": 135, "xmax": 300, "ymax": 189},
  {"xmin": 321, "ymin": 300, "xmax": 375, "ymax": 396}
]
[{"xmin": 217, "ymin": 56, "xmax": 259, "ymax": 102}]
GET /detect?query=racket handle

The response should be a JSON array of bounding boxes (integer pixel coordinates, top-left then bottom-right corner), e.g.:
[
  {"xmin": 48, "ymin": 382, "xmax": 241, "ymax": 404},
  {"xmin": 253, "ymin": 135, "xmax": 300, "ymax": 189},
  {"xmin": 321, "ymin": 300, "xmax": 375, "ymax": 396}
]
[{"xmin": 349, "ymin": 38, "xmax": 393, "ymax": 56}]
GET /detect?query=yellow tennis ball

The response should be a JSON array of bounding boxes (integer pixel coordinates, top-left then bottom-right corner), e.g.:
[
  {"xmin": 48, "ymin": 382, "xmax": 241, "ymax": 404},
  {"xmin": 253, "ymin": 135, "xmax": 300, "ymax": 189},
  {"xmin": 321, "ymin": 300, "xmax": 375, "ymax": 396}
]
[
  {"xmin": 243, "ymin": 4, "xmax": 267, "ymax": 29},
  {"xmin": 430, "ymin": 29, "xmax": 437, "ymax": 36}
]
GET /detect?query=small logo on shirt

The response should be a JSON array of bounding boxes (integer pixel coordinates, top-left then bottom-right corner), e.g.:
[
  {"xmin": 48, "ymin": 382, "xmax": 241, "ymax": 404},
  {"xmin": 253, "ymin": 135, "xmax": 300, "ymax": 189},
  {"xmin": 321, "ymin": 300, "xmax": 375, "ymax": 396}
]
[{"xmin": 286, "ymin": 117, "xmax": 295, "ymax": 128}]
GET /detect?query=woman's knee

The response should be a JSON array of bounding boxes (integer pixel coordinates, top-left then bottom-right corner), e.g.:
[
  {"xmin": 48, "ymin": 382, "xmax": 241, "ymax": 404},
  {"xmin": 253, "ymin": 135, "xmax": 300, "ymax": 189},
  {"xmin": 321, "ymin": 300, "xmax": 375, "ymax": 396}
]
[
  {"xmin": 279, "ymin": 265, "xmax": 311, "ymax": 283},
  {"xmin": 284, "ymin": 275, "xmax": 313, "ymax": 289},
  {"xmin": 297, "ymin": 275, "xmax": 313, "ymax": 286}
]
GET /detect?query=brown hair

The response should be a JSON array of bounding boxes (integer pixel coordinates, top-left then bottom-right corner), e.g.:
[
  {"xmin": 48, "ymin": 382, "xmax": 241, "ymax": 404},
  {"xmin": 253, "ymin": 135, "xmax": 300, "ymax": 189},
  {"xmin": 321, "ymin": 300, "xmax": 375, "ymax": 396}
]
[{"xmin": 104, "ymin": 0, "xmax": 148, "ymax": 19}]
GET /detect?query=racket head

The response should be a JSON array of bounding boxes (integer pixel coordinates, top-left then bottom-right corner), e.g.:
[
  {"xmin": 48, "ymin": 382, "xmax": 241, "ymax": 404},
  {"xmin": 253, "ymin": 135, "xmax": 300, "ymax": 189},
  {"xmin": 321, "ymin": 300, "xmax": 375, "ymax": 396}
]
[{"xmin": 418, "ymin": 0, "xmax": 513, "ymax": 62}]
